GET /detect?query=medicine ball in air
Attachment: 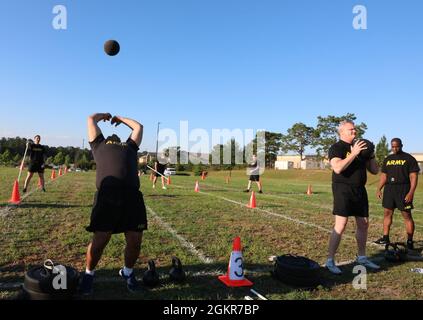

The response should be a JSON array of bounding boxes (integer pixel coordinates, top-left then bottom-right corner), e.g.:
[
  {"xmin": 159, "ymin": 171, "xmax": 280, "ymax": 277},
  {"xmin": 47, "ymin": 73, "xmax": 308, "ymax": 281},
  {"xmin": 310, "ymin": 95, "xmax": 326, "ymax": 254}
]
[{"xmin": 104, "ymin": 40, "xmax": 120, "ymax": 56}]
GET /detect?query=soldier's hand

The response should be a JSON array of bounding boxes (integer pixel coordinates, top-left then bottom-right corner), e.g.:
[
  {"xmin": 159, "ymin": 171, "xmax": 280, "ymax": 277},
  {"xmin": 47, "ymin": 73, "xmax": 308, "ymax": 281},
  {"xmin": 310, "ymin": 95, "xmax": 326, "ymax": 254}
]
[
  {"xmin": 101, "ymin": 113, "xmax": 112, "ymax": 122},
  {"xmin": 405, "ymin": 192, "xmax": 414, "ymax": 203},
  {"xmin": 351, "ymin": 140, "xmax": 367, "ymax": 157},
  {"xmin": 111, "ymin": 115, "xmax": 123, "ymax": 127}
]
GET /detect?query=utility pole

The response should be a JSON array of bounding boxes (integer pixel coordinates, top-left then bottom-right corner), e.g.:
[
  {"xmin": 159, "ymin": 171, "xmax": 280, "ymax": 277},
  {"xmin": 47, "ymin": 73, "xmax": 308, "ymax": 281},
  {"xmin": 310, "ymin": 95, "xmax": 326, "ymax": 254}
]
[{"xmin": 155, "ymin": 122, "xmax": 160, "ymax": 160}]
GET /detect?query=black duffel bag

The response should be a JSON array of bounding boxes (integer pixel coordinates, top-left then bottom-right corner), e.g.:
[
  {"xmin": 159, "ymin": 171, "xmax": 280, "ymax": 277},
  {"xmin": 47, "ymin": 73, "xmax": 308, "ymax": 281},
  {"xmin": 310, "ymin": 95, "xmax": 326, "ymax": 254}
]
[
  {"xmin": 22, "ymin": 260, "xmax": 80, "ymax": 300},
  {"xmin": 272, "ymin": 254, "xmax": 322, "ymax": 288}
]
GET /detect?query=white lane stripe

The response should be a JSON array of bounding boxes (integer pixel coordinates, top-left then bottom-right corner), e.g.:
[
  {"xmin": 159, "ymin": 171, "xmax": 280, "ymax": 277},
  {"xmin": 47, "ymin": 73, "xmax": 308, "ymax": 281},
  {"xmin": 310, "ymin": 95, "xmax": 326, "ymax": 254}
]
[
  {"xmin": 172, "ymin": 184, "xmax": 380, "ymax": 248},
  {"xmin": 146, "ymin": 205, "xmax": 214, "ymax": 264}
]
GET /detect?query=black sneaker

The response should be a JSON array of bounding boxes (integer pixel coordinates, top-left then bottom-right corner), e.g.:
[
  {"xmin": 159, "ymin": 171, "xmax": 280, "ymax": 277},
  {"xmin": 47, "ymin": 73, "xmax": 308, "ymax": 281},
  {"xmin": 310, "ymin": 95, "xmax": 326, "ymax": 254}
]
[
  {"xmin": 22, "ymin": 188, "xmax": 27, "ymax": 193},
  {"xmin": 42, "ymin": 187, "xmax": 46, "ymax": 192},
  {"xmin": 79, "ymin": 273, "xmax": 94, "ymax": 296},
  {"xmin": 243, "ymin": 189, "xmax": 250, "ymax": 193},
  {"xmin": 407, "ymin": 240, "xmax": 414, "ymax": 250},
  {"xmin": 258, "ymin": 190, "xmax": 263, "ymax": 194},
  {"xmin": 119, "ymin": 269, "xmax": 141, "ymax": 293},
  {"xmin": 374, "ymin": 237, "xmax": 390, "ymax": 245}
]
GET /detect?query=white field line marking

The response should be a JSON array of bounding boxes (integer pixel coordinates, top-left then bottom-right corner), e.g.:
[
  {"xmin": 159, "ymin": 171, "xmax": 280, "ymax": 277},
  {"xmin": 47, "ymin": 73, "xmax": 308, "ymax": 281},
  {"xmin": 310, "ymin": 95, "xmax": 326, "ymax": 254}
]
[
  {"xmin": 146, "ymin": 205, "xmax": 214, "ymax": 264},
  {"xmin": 172, "ymin": 184, "xmax": 380, "ymax": 248},
  {"xmin": 196, "ymin": 181, "xmax": 423, "ymax": 230}
]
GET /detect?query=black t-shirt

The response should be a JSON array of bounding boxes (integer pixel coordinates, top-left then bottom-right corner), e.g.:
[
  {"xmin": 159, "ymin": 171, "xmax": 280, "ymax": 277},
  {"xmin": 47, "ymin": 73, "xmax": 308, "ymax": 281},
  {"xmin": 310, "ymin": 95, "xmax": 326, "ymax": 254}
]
[
  {"xmin": 155, "ymin": 161, "xmax": 167, "ymax": 173},
  {"xmin": 29, "ymin": 143, "xmax": 46, "ymax": 164},
  {"xmin": 248, "ymin": 160, "xmax": 260, "ymax": 176},
  {"xmin": 90, "ymin": 134, "xmax": 140, "ymax": 190},
  {"xmin": 381, "ymin": 152, "xmax": 420, "ymax": 184},
  {"xmin": 328, "ymin": 140, "xmax": 367, "ymax": 186}
]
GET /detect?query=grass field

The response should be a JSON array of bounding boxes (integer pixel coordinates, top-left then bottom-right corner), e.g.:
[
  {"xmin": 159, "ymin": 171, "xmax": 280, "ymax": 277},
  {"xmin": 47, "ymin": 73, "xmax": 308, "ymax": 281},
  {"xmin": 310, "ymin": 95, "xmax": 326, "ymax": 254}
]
[{"xmin": 1, "ymin": 166, "xmax": 423, "ymax": 300}]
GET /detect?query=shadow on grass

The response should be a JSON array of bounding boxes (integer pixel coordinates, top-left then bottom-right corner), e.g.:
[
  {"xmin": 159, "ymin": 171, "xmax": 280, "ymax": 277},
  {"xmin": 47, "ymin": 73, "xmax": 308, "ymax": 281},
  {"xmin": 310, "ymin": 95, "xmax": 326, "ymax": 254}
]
[{"xmin": 17, "ymin": 202, "xmax": 91, "ymax": 209}]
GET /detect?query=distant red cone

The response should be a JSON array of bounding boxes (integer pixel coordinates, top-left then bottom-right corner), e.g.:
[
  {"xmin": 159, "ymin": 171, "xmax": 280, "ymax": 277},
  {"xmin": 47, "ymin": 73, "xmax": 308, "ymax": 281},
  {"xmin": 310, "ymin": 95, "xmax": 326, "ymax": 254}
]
[
  {"xmin": 51, "ymin": 170, "xmax": 56, "ymax": 180},
  {"xmin": 201, "ymin": 171, "xmax": 206, "ymax": 180},
  {"xmin": 194, "ymin": 181, "xmax": 200, "ymax": 192},
  {"xmin": 58, "ymin": 168, "xmax": 63, "ymax": 176},
  {"xmin": 306, "ymin": 184, "xmax": 313, "ymax": 196},
  {"xmin": 248, "ymin": 191, "xmax": 257, "ymax": 209},
  {"xmin": 9, "ymin": 180, "xmax": 21, "ymax": 205},
  {"xmin": 218, "ymin": 237, "xmax": 253, "ymax": 287}
]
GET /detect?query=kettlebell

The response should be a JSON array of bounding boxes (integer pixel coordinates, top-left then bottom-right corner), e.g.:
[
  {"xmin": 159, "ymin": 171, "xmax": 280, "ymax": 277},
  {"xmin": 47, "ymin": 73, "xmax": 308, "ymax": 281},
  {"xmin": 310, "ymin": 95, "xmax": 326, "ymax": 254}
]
[
  {"xmin": 142, "ymin": 260, "xmax": 160, "ymax": 287},
  {"xmin": 169, "ymin": 256, "xmax": 186, "ymax": 282}
]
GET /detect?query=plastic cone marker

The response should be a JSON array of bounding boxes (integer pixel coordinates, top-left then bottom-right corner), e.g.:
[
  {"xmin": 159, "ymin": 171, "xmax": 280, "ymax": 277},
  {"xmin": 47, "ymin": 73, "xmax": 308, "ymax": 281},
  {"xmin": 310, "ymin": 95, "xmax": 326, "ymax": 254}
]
[
  {"xmin": 51, "ymin": 170, "xmax": 56, "ymax": 180},
  {"xmin": 58, "ymin": 168, "xmax": 63, "ymax": 176},
  {"xmin": 248, "ymin": 191, "xmax": 257, "ymax": 209},
  {"xmin": 307, "ymin": 185, "xmax": 313, "ymax": 195},
  {"xmin": 218, "ymin": 237, "xmax": 253, "ymax": 287},
  {"xmin": 9, "ymin": 180, "xmax": 21, "ymax": 205},
  {"xmin": 194, "ymin": 181, "xmax": 200, "ymax": 192}
]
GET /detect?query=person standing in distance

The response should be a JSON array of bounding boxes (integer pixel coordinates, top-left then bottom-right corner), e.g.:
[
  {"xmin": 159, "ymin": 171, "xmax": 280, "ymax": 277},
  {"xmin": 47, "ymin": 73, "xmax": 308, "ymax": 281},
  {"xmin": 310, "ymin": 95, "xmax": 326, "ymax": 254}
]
[{"xmin": 23, "ymin": 135, "xmax": 47, "ymax": 193}]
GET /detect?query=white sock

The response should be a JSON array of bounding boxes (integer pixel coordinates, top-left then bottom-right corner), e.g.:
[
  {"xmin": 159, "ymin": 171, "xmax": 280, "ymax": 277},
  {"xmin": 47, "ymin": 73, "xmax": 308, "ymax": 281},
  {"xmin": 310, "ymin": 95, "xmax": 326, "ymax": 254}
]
[
  {"xmin": 85, "ymin": 269, "xmax": 95, "ymax": 276},
  {"xmin": 123, "ymin": 267, "xmax": 133, "ymax": 277}
]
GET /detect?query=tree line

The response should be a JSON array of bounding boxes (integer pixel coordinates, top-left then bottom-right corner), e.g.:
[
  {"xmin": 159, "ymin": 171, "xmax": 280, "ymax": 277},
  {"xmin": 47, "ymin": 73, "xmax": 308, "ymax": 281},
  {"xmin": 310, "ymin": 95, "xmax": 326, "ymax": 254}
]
[{"xmin": 0, "ymin": 113, "xmax": 391, "ymax": 170}]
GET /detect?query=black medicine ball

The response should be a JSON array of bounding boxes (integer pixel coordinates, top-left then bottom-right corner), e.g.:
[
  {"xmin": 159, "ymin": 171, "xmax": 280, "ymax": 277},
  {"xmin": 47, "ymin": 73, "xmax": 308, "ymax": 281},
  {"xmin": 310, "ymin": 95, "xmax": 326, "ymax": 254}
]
[
  {"xmin": 104, "ymin": 40, "xmax": 120, "ymax": 56},
  {"xmin": 357, "ymin": 139, "xmax": 375, "ymax": 160}
]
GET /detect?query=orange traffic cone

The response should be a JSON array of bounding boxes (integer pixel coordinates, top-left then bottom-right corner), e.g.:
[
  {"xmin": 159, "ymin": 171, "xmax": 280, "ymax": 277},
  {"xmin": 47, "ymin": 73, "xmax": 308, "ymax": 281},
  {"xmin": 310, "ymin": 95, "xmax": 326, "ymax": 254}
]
[
  {"xmin": 51, "ymin": 170, "xmax": 56, "ymax": 180},
  {"xmin": 58, "ymin": 168, "xmax": 63, "ymax": 176},
  {"xmin": 64, "ymin": 166, "xmax": 67, "ymax": 174},
  {"xmin": 218, "ymin": 237, "xmax": 253, "ymax": 287},
  {"xmin": 201, "ymin": 172, "xmax": 205, "ymax": 180},
  {"xmin": 247, "ymin": 191, "xmax": 257, "ymax": 209},
  {"xmin": 306, "ymin": 184, "xmax": 313, "ymax": 196},
  {"xmin": 167, "ymin": 176, "xmax": 171, "ymax": 186},
  {"xmin": 194, "ymin": 181, "xmax": 200, "ymax": 192},
  {"xmin": 9, "ymin": 180, "xmax": 21, "ymax": 205}
]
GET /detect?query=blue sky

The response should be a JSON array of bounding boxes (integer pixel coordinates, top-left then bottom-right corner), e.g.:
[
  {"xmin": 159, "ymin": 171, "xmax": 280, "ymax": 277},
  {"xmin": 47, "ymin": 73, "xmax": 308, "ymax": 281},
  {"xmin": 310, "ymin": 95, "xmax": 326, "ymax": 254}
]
[{"xmin": 1, "ymin": 0, "xmax": 422, "ymax": 153}]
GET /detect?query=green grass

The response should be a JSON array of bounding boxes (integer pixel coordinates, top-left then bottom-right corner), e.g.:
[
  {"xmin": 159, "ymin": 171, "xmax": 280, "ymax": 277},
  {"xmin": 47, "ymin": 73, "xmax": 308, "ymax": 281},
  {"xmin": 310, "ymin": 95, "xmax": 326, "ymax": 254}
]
[{"xmin": 1, "ymin": 166, "xmax": 423, "ymax": 300}]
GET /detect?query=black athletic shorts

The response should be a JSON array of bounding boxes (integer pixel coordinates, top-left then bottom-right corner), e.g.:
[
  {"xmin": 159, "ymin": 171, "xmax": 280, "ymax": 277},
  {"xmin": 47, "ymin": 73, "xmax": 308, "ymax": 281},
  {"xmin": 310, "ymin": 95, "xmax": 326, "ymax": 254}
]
[
  {"xmin": 383, "ymin": 184, "xmax": 413, "ymax": 212},
  {"xmin": 28, "ymin": 162, "xmax": 45, "ymax": 173},
  {"xmin": 155, "ymin": 170, "xmax": 165, "ymax": 177},
  {"xmin": 249, "ymin": 175, "xmax": 260, "ymax": 182},
  {"xmin": 332, "ymin": 183, "xmax": 369, "ymax": 217},
  {"xmin": 86, "ymin": 187, "xmax": 148, "ymax": 234}
]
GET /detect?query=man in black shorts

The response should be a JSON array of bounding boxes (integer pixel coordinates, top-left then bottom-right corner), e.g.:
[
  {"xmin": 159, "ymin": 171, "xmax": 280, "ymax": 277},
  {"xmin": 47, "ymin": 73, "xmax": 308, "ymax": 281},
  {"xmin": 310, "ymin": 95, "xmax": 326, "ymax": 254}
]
[
  {"xmin": 79, "ymin": 113, "xmax": 146, "ymax": 295},
  {"xmin": 23, "ymin": 135, "xmax": 46, "ymax": 193},
  {"xmin": 244, "ymin": 154, "xmax": 263, "ymax": 193},
  {"xmin": 375, "ymin": 138, "xmax": 420, "ymax": 249},
  {"xmin": 152, "ymin": 154, "xmax": 167, "ymax": 190},
  {"xmin": 326, "ymin": 120, "xmax": 380, "ymax": 274}
]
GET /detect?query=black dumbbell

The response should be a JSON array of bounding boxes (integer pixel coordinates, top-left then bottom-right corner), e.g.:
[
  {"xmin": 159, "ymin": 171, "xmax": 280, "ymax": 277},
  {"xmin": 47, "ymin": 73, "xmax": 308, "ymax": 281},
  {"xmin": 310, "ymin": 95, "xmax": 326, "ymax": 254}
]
[
  {"xmin": 142, "ymin": 260, "xmax": 160, "ymax": 287},
  {"xmin": 169, "ymin": 257, "xmax": 186, "ymax": 282}
]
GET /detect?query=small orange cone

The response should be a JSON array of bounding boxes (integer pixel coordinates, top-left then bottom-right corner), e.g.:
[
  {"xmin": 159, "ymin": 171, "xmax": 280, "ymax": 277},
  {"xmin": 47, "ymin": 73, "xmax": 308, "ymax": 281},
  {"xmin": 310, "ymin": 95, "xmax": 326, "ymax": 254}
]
[
  {"xmin": 64, "ymin": 166, "xmax": 67, "ymax": 174},
  {"xmin": 58, "ymin": 168, "xmax": 63, "ymax": 176},
  {"xmin": 9, "ymin": 180, "xmax": 21, "ymax": 205},
  {"xmin": 247, "ymin": 191, "xmax": 257, "ymax": 209},
  {"xmin": 194, "ymin": 181, "xmax": 200, "ymax": 192},
  {"xmin": 201, "ymin": 171, "xmax": 206, "ymax": 180},
  {"xmin": 51, "ymin": 170, "xmax": 56, "ymax": 180},
  {"xmin": 306, "ymin": 184, "xmax": 313, "ymax": 196},
  {"xmin": 167, "ymin": 176, "xmax": 171, "ymax": 186},
  {"xmin": 218, "ymin": 237, "xmax": 253, "ymax": 287}
]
